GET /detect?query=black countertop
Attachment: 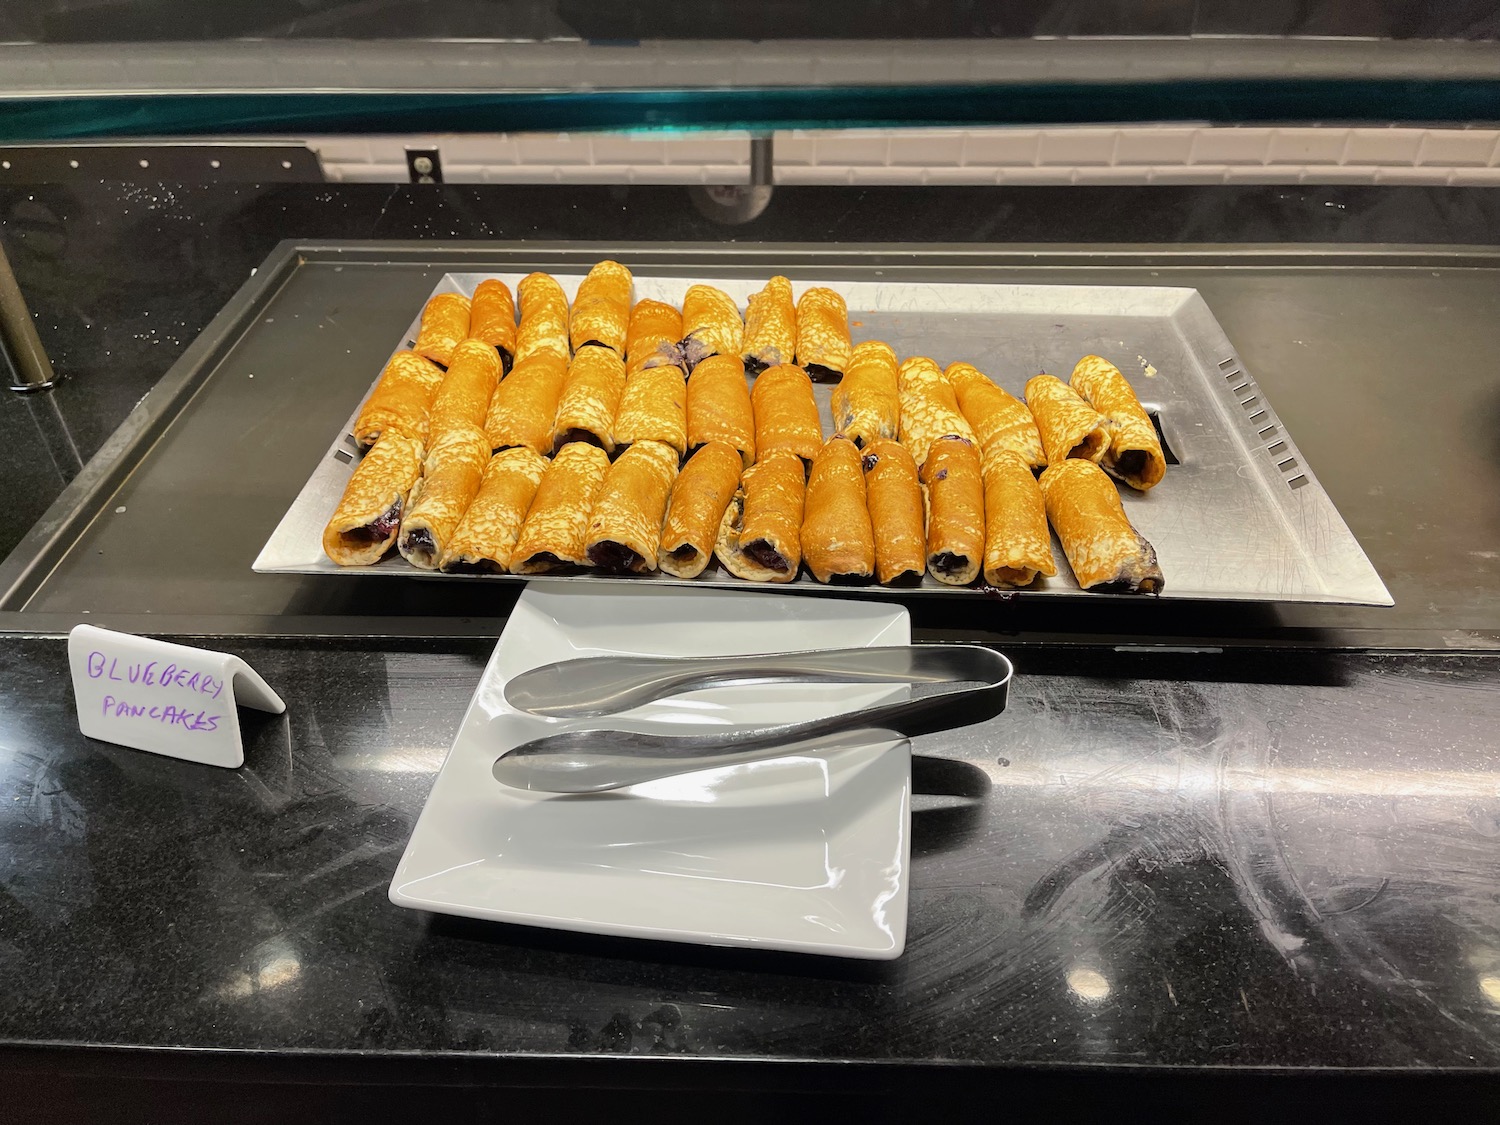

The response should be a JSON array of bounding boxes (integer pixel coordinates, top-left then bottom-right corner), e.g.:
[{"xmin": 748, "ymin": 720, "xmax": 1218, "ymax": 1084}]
[
  {"xmin": 4, "ymin": 183, "xmax": 1500, "ymax": 1117},
  {"xmin": 3, "ymin": 638, "xmax": 1500, "ymax": 1119}
]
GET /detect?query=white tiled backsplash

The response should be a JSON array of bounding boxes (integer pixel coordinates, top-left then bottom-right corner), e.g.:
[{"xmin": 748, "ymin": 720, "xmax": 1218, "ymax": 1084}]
[{"xmin": 311, "ymin": 125, "xmax": 1500, "ymax": 186}]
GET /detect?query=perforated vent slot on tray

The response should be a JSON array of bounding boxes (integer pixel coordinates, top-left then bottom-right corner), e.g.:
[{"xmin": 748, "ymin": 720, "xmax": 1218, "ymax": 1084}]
[{"xmin": 1219, "ymin": 355, "xmax": 1305, "ymax": 493}]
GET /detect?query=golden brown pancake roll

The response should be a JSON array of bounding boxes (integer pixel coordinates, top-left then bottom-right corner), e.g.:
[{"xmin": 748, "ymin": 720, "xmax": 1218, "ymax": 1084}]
[
  {"xmin": 1025, "ymin": 374, "xmax": 1108, "ymax": 466},
  {"xmin": 613, "ymin": 363, "xmax": 687, "ymax": 456},
  {"xmin": 413, "ymin": 292, "xmax": 470, "ymax": 368},
  {"xmin": 514, "ymin": 273, "xmax": 570, "ymax": 364},
  {"xmin": 658, "ymin": 441, "xmax": 743, "ymax": 578},
  {"xmin": 795, "ymin": 287, "xmax": 852, "ymax": 383},
  {"xmin": 626, "ymin": 299, "xmax": 684, "ymax": 372},
  {"xmin": 861, "ymin": 438, "xmax": 926, "ymax": 585},
  {"xmin": 442, "ymin": 447, "xmax": 549, "ymax": 574},
  {"xmin": 832, "ymin": 341, "xmax": 900, "ymax": 448},
  {"xmin": 801, "ymin": 436, "xmax": 874, "ymax": 584},
  {"xmin": 981, "ymin": 450, "xmax": 1056, "ymax": 588},
  {"xmin": 715, "ymin": 452, "xmax": 805, "ymax": 583},
  {"xmin": 898, "ymin": 356, "xmax": 977, "ymax": 470},
  {"xmin": 1039, "ymin": 459, "xmax": 1163, "ymax": 594},
  {"xmin": 352, "ymin": 350, "xmax": 445, "ymax": 449},
  {"xmin": 686, "ymin": 354, "xmax": 756, "ymax": 467},
  {"xmin": 570, "ymin": 259, "xmax": 632, "ymax": 356},
  {"xmin": 322, "ymin": 431, "xmax": 424, "ymax": 567},
  {"xmin": 680, "ymin": 285, "xmax": 743, "ymax": 370},
  {"xmin": 468, "ymin": 279, "xmax": 518, "ymax": 370},
  {"xmin": 743, "ymin": 276, "xmax": 796, "ymax": 372},
  {"xmin": 397, "ymin": 425, "xmax": 490, "ymax": 570},
  {"xmin": 552, "ymin": 346, "xmax": 627, "ymax": 454},
  {"xmin": 1069, "ymin": 354, "xmax": 1166, "ymax": 491},
  {"xmin": 484, "ymin": 352, "xmax": 567, "ymax": 456},
  {"xmin": 584, "ymin": 439, "xmax": 680, "ymax": 573},
  {"xmin": 751, "ymin": 363, "xmax": 823, "ymax": 467},
  {"xmin": 428, "ymin": 339, "xmax": 501, "ymax": 445},
  {"xmin": 948, "ymin": 361, "xmax": 1046, "ymax": 472},
  {"xmin": 510, "ymin": 442, "xmax": 611, "ymax": 573},
  {"xmin": 921, "ymin": 437, "xmax": 985, "ymax": 586}
]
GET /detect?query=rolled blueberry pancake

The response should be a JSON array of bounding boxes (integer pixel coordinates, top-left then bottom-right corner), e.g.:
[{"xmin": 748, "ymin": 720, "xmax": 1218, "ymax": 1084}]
[
  {"xmin": 921, "ymin": 436, "xmax": 985, "ymax": 586},
  {"xmin": 1069, "ymin": 354, "xmax": 1166, "ymax": 491},
  {"xmin": 397, "ymin": 425, "xmax": 490, "ymax": 570},
  {"xmin": 413, "ymin": 292, "xmax": 470, "ymax": 368},
  {"xmin": 715, "ymin": 451, "xmax": 805, "ymax": 583},
  {"xmin": 801, "ymin": 435, "xmax": 875, "ymax": 584},
  {"xmin": 510, "ymin": 442, "xmax": 612, "ymax": 574},
  {"xmin": 468, "ymin": 279, "xmax": 518, "ymax": 371},
  {"xmin": 1039, "ymin": 458, "xmax": 1164, "ymax": 593},
  {"xmin": 657, "ymin": 441, "xmax": 743, "ymax": 579},
  {"xmin": 322, "ymin": 430, "xmax": 424, "ymax": 566},
  {"xmin": 832, "ymin": 340, "xmax": 900, "ymax": 448},
  {"xmin": 584, "ymin": 439, "xmax": 681, "ymax": 573},
  {"xmin": 441, "ymin": 447, "xmax": 549, "ymax": 574},
  {"xmin": 352, "ymin": 350, "xmax": 445, "ymax": 449}
]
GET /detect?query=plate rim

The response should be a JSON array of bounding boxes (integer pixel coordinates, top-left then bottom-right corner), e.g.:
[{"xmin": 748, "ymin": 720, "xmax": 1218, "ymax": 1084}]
[{"xmin": 388, "ymin": 584, "xmax": 915, "ymax": 959}]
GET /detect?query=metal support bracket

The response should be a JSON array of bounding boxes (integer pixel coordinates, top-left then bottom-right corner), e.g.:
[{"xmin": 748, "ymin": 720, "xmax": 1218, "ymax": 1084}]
[{"xmin": 0, "ymin": 235, "xmax": 58, "ymax": 392}]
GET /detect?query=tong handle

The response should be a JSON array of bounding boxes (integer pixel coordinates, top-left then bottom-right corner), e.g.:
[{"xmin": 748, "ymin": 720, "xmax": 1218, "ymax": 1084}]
[{"xmin": 504, "ymin": 643, "xmax": 990, "ymax": 718}]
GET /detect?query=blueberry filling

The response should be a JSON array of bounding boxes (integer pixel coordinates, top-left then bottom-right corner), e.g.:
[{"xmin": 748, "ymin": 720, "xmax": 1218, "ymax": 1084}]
[
  {"xmin": 679, "ymin": 333, "xmax": 716, "ymax": 370},
  {"xmin": 346, "ymin": 500, "xmax": 402, "ymax": 544},
  {"xmin": 588, "ymin": 541, "xmax": 642, "ymax": 572},
  {"xmin": 861, "ymin": 452, "xmax": 879, "ymax": 472},
  {"xmin": 445, "ymin": 559, "xmax": 504, "ymax": 575},
  {"xmin": 553, "ymin": 428, "xmax": 605, "ymax": 454},
  {"xmin": 1115, "ymin": 449, "xmax": 1147, "ymax": 479},
  {"xmin": 933, "ymin": 468, "xmax": 948, "ymax": 481},
  {"xmin": 1095, "ymin": 574, "xmax": 1163, "ymax": 595},
  {"xmin": 404, "ymin": 527, "xmax": 437, "ymax": 562},
  {"xmin": 670, "ymin": 544, "xmax": 699, "ymax": 562},
  {"xmin": 827, "ymin": 571, "xmax": 870, "ymax": 585},
  {"xmin": 805, "ymin": 363, "xmax": 841, "ymax": 384},
  {"xmin": 743, "ymin": 538, "xmax": 789, "ymax": 572},
  {"xmin": 931, "ymin": 550, "xmax": 969, "ymax": 577},
  {"xmin": 649, "ymin": 342, "xmax": 688, "ymax": 370}
]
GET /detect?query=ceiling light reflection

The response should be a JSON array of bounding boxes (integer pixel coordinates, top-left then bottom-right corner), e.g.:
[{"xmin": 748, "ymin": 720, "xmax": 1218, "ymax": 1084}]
[
  {"xmin": 1067, "ymin": 967, "xmax": 1112, "ymax": 1004},
  {"xmin": 978, "ymin": 758, "xmax": 1500, "ymax": 799},
  {"xmin": 1480, "ymin": 973, "xmax": 1500, "ymax": 1007}
]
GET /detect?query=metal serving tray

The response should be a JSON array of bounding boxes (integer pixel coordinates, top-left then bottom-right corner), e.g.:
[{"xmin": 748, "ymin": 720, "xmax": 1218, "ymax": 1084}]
[{"xmin": 254, "ymin": 272, "xmax": 1389, "ymax": 606}]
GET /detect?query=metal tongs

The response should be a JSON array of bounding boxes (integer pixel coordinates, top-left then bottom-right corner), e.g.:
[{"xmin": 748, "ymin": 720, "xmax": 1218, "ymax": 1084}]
[{"xmin": 492, "ymin": 644, "xmax": 1013, "ymax": 794}]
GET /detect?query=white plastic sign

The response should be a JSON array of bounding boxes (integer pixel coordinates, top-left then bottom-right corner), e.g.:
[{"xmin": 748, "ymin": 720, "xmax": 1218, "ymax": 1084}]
[{"xmin": 68, "ymin": 624, "xmax": 286, "ymax": 768}]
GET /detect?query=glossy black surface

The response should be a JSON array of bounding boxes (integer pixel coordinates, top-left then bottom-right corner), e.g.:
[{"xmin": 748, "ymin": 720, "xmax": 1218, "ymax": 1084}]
[{"xmin": 2, "ymin": 639, "xmax": 1500, "ymax": 1102}]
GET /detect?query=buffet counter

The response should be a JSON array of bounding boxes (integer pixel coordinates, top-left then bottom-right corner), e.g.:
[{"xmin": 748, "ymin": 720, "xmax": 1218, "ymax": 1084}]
[{"xmin": 1, "ymin": 184, "xmax": 1498, "ymax": 1118}]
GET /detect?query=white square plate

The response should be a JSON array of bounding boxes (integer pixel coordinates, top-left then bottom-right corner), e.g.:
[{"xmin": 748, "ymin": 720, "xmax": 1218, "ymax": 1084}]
[{"xmin": 389, "ymin": 583, "xmax": 913, "ymax": 959}]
